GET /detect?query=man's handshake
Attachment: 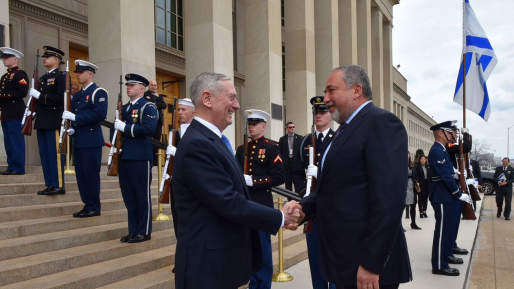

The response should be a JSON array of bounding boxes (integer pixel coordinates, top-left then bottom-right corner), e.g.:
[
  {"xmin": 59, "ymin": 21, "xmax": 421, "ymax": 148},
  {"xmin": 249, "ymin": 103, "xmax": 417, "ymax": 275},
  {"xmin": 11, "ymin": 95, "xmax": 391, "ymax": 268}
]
[{"xmin": 281, "ymin": 200, "xmax": 305, "ymax": 231}]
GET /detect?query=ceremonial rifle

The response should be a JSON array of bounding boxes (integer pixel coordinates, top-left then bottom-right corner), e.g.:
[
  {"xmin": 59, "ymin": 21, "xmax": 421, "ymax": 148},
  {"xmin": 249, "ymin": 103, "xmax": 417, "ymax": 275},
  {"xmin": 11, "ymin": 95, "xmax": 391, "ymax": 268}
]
[
  {"xmin": 243, "ymin": 119, "xmax": 250, "ymax": 174},
  {"xmin": 101, "ymin": 120, "xmax": 167, "ymax": 150},
  {"xmin": 58, "ymin": 61, "xmax": 71, "ymax": 154},
  {"xmin": 21, "ymin": 49, "xmax": 39, "ymax": 135},
  {"xmin": 303, "ymin": 103, "xmax": 317, "ymax": 233},
  {"xmin": 107, "ymin": 75, "xmax": 124, "ymax": 177},
  {"xmin": 159, "ymin": 96, "xmax": 178, "ymax": 204}
]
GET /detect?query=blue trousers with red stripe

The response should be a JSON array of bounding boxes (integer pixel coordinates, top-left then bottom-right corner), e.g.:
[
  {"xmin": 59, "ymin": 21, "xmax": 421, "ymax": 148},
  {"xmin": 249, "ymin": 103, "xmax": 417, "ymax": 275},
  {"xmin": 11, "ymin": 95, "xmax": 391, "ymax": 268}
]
[{"xmin": 1, "ymin": 120, "xmax": 25, "ymax": 174}]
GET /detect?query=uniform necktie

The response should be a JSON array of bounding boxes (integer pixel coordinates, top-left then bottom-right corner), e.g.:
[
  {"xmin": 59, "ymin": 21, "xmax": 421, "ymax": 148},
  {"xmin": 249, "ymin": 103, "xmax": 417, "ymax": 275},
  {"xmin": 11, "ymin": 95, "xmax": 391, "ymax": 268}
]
[
  {"xmin": 317, "ymin": 132, "xmax": 323, "ymax": 148},
  {"xmin": 221, "ymin": 135, "xmax": 233, "ymax": 155}
]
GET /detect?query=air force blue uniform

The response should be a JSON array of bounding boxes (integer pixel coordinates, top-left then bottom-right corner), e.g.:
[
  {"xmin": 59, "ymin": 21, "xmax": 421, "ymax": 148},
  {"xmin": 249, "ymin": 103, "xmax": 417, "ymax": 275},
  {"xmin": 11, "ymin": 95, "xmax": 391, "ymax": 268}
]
[
  {"xmin": 112, "ymin": 96, "xmax": 158, "ymax": 236},
  {"xmin": 428, "ymin": 141, "xmax": 463, "ymax": 271},
  {"xmin": 70, "ymin": 83, "xmax": 108, "ymax": 212}
]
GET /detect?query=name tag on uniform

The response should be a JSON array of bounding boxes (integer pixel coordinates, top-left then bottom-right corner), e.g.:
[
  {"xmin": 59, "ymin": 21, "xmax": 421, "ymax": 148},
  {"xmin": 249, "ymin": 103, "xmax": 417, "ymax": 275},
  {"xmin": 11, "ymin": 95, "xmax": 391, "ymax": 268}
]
[{"xmin": 99, "ymin": 97, "xmax": 105, "ymax": 102}]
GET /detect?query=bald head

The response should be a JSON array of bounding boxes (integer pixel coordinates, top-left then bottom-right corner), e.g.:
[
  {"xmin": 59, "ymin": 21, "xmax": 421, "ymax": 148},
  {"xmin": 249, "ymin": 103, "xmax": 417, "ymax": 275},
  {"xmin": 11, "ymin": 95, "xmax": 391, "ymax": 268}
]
[{"xmin": 148, "ymin": 80, "xmax": 158, "ymax": 93}]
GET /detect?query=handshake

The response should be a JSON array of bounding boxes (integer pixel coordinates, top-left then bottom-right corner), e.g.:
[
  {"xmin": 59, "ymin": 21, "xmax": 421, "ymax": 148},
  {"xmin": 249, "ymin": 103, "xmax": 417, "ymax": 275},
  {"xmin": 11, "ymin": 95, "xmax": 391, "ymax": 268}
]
[{"xmin": 281, "ymin": 201, "xmax": 305, "ymax": 231}]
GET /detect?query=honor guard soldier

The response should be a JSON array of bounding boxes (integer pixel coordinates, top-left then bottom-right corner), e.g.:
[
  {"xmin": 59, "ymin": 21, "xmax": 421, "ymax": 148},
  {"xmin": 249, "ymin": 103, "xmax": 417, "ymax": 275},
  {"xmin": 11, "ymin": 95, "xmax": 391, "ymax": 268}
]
[
  {"xmin": 112, "ymin": 73, "xmax": 158, "ymax": 243},
  {"xmin": 428, "ymin": 121, "xmax": 472, "ymax": 277},
  {"xmin": 0, "ymin": 47, "xmax": 29, "ymax": 175},
  {"xmin": 235, "ymin": 109, "xmax": 285, "ymax": 289},
  {"xmin": 30, "ymin": 46, "xmax": 67, "ymax": 195},
  {"xmin": 291, "ymin": 96, "xmax": 335, "ymax": 289},
  {"xmin": 62, "ymin": 60, "xmax": 108, "ymax": 218},
  {"xmin": 143, "ymin": 80, "xmax": 167, "ymax": 166}
]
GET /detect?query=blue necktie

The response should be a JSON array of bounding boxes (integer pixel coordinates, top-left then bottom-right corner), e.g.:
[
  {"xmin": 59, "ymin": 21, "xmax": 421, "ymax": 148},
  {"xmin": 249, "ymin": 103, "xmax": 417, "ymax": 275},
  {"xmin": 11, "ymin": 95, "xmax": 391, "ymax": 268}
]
[{"xmin": 221, "ymin": 135, "xmax": 233, "ymax": 155}]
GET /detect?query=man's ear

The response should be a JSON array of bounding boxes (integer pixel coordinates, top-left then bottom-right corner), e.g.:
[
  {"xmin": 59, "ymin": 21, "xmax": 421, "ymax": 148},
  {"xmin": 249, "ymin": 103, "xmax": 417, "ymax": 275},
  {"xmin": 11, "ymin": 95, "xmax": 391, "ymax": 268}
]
[
  {"xmin": 353, "ymin": 83, "xmax": 363, "ymax": 100},
  {"xmin": 202, "ymin": 90, "xmax": 213, "ymax": 108}
]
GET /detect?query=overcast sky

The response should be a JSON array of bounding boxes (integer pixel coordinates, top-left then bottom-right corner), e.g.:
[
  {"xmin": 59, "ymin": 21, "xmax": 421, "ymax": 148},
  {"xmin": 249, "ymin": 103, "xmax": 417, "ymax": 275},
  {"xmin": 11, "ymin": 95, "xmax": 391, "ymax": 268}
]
[{"xmin": 393, "ymin": 0, "xmax": 514, "ymax": 159}]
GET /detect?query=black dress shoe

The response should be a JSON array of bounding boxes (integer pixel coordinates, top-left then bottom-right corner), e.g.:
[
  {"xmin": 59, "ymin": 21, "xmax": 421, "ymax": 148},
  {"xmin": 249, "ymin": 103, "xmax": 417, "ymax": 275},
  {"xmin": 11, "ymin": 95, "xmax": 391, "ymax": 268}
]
[
  {"xmin": 506, "ymin": 216, "xmax": 510, "ymax": 220},
  {"xmin": 120, "ymin": 234, "xmax": 134, "ymax": 243},
  {"xmin": 420, "ymin": 213, "xmax": 424, "ymax": 218},
  {"xmin": 453, "ymin": 247, "xmax": 469, "ymax": 255},
  {"xmin": 73, "ymin": 209, "xmax": 86, "ymax": 218},
  {"xmin": 432, "ymin": 268, "xmax": 460, "ymax": 276},
  {"xmin": 448, "ymin": 256, "xmax": 464, "ymax": 264},
  {"xmin": 1, "ymin": 169, "xmax": 23, "ymax": 175},
  {"xmin": 37, "ymin": 187, "xmax": 51, "ymax": 195},
  {"xmin": 498, "ymin": 211, "xmax": 502, "ymax": 218},
  {"xmin": 411, "ymin": 224, "xmax": 422, "ymax": 230},
  {"xmin": 44, "ymin": 187, "xmax": 66, "ymax": 195},
  {"xmin": 424, "ymin": 212, "xmax": 428, "ymax": 218},
  {"xmin": 128, "ymin": 234, "xmax": 151, "ymax": 243},
  {"xmin": 77, "ymin": 210, "xmax": 101, "ymax": 218}
]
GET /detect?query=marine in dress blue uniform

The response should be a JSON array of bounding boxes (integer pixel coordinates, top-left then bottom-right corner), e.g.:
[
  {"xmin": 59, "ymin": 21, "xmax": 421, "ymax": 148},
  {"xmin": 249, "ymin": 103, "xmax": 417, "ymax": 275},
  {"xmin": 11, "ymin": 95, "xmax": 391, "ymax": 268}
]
[
  {"xmin": 291, "ymin": 96, "xmax": 335, "ymax": 289},
  {"xmin": 0, "ymin": 47, "xmax": 29, "ymax": 175},
  {"xmin": 428, "ymin": 121, "xmax": 472, "ymax": 276},
  {"xmin": 112, "ymin": 73, "xmax": 157, "ymax": 243},
  {"xmin": 235, "ymin": 109, "xmax": 285, "ymax": 289},
  {"xmin": 62, "ymin": 60, "xmax": 108, "ymax": 218},
  {"xmin": 30, "ymin": 46, "xmax": 67, "ymax": 195}
]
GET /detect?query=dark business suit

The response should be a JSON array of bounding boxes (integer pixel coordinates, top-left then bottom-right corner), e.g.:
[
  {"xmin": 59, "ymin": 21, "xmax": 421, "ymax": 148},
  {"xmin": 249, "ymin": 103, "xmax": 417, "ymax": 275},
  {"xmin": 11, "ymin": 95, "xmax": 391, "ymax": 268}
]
[
  {"xmin": 172, "ymin": 119, "xmax": 283, "ymax": 289},
  {"xmin": 279, "ymin": 133, "xmax": 302, "ymax": 190},
  {"xmin": 300, "ymin": 103, "xmax": 412, "ymax": 288},
  {"xmin": 414, "ymin": 163, "xmax": 431, "ymax": 214},
  {"xmin": 493, "ymin": 165, "xmax": 514, "ymax": 218}
]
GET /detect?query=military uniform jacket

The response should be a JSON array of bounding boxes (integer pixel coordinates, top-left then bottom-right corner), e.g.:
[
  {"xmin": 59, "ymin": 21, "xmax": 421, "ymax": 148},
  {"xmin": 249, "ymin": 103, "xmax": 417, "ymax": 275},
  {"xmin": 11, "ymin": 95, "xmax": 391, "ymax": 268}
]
[
  {"xmin": 428, "ymin": 141, "xmax": 463, "ymax": 204},
  {"xmin": 34, "ymin": 69, "xmax": 66, "ymax": 130},
  {"xmin": 235, "ymin": 136, "xmax": 285, "ymax": 208},
  {"xmin": 110, "ymin": 97, "xmax": 158, "ymax": 161},
  {"xmin": 0, "ymin": 67, "xmax": 29, "ymax": 121},
  {"xmin": 70, "ymin": 83, "xmax": 108, "ymax": 148},
  {"xmin": 292, "ymin": 129, "xmax": 334, "ymax": 194}
]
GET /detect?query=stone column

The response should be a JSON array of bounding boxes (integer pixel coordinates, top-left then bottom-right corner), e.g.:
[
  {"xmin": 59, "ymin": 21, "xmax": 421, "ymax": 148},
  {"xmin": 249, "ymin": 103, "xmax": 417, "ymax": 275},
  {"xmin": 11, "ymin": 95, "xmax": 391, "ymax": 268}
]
[
  {"xmin": 338, "ymin": 0, "xmax": 357, "ymax": 66},
  {"xmin": 284, "ymin": 0, "xmax": 316, "ymax": 136},
  {"xmin": 244, "ymin": 0, "xmax": 282, "ymax": 141},
  {"xmin": 371, "ymin": 7, "xmax": 383, "ymax": 108},
  {"xmin": 356, "ymin": 0, "xmax": 371, "ymax": 75},
  {"xmin": 314, "ymin": 0, "xmax": 339, "ymax": 95},
  {"xmin": 0, "ymin": 0, "xmax": 8, "ymax": 162},
  {"xmin": 88, "ymin": 0, "xmax": 156, "ymax": 162},
  {"xmin": 383, "ymin": 21, "xmax": 393, "ymax": 112},
  {"xmin": 184, "ymin": 0, "xmax": 235, "ymax": 145}
]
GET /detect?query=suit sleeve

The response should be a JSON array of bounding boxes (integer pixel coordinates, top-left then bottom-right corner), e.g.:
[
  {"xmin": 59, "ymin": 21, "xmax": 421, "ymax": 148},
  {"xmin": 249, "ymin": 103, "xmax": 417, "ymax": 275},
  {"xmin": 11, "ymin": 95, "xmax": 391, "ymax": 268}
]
[
  {"xmin": 39, "ymin": 71, "xmax": 67, "ymax": 106},
  {"xmin": 74, "ymin": 89, "xmax": 108, "ymax": 126},
  {"xmin": 493, "ymin": 167, "xmax": 500, "ymax": 184},
  {"xmin": 292, "ymin": 136, "xmax": 308, "ymax": 194},
  {"xmin": 359, "ymin": 113, "xmax": 408, "ymax": 273},
  {"xmin": 507, "ymin": 168, "xmax": 514, "ymax": 185},
  {"xmin": 156, "ymin": 94, "xmax": 167, "ymax": 110},
  {"xmin": 235, "ymin": 145, "xmax": 244, "ymax": 170},
  {"xmin": 123, "ymin": 104, "xmax": 158, "ymax": 138},
  {"xmin": 252, "ymin": 144, "xmax": 285, "ymax": 189},
  {"xmin": 181, "ymin": 137, "xmax": 282, "ymax": 235}
]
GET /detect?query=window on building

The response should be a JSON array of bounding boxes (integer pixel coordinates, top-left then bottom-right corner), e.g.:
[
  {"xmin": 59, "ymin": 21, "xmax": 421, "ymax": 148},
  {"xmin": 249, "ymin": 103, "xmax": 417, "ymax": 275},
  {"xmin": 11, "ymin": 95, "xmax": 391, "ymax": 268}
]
[
  {"xmin": 282, "ymin": 43, "xmax": 286, "ymax": 92},
  {"xmin": 0, "ymin": 25, "xmax": 4, "ymax": 47},
  {"xmin": 281, "ymin": 0, "xmax": 285, "ymax": 27},
  {"xmin": 155, "ymin": 0, "xmax": 184, "ymax": 51}
]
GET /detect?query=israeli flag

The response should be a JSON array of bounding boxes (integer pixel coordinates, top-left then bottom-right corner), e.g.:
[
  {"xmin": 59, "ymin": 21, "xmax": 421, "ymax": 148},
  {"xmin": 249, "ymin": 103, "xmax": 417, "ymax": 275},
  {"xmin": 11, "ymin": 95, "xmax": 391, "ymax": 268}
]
[{"xmin": 453, "ymin": 0, "xmax": 497, "ymax": 122}]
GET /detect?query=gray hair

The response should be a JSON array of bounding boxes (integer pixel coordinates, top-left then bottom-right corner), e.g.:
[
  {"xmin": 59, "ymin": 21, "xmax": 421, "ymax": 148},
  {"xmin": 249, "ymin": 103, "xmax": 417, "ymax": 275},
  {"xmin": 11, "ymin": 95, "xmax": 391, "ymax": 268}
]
[
  {"xmin": 189, "ymin": 72, "xmax": 232, "ymax": 105},
  {"xmin": 332, "ymin": 65, "xmax": 373, "ymax": 100}
]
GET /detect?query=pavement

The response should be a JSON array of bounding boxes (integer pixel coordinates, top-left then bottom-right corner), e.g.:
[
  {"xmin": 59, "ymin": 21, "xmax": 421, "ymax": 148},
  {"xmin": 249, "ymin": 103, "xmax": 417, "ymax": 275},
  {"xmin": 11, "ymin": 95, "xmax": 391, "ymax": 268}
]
[{"xmin": 271, "ymin": 194, "xmax": 496, "ymax": 289}]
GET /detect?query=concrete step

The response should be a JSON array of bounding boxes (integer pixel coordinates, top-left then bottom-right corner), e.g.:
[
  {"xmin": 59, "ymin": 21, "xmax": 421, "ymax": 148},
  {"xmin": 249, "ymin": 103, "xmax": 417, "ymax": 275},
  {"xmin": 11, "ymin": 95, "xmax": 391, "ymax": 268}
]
[
  {"xmin": 0, "ymin": 165, "xmax": 160, "ymax": 175},
  {"xmin": 0, "ymin": 215, "xmax": 173, "ymax": 262},
  {"xmin": 0, "ymin": 195, "xmax": 162, "ymax": 222},
  {"xmin": 0, "ymin": 179, "xmax": 122, "ymax": 196},
  {"xmin": 0, "ymin": 205, "xmax": 171, "ymax": 240},
  {"xmin": 0, "ymin": 172, "xmax": 132, "ymax": 184},
  {"xmin": 0, "ymin": 229, "xmax": 176, "ymax": 287},
  {"xmin": 99, "ymin": 230, "xmax": 308, "ymax": 289},
  {"xmin": 1, "ymin": 245, "xmax": 175, "ymax": 289}
]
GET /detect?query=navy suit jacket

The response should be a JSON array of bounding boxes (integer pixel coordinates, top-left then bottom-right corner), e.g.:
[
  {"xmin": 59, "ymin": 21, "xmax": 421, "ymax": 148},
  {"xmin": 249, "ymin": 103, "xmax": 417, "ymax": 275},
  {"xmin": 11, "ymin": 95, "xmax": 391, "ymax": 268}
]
[
  {"xmin": 172, "ymin": 119, "xmax": 282, "ymax": 289},
  {"xmin": 70, "ymin": 83, "xmax": 108, "ymax": 148},
  {"xmin": 300, "ymin": 102, "xmax": 412, "ymax": 286}
]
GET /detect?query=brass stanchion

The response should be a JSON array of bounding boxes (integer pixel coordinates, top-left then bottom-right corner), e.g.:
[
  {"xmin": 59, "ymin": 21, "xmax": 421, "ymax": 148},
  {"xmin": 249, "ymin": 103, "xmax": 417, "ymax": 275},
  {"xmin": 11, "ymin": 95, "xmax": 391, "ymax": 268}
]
[
  {"xmin": 153, "ymin": 149, "xmax": 171, "ymax": 221},
  {"xmin": 272, "ymin": 197, "xmax": 294, "ymax": 282},
  {"xmin": 64, "ymin": 135, "xmax": 75, "ymax": 174}
]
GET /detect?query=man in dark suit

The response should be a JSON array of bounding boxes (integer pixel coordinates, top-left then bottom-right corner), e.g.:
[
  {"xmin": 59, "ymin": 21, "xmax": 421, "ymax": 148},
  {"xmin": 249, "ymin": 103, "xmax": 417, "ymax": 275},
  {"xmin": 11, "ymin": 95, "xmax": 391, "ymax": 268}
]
[
  {"xmin": 292, "ymin": 96, "xmax": 335, "ymax": 289},
  {"xmin": 493, "ymin": 157, "xmax": 514, "ymax": 220},
  {"xmin": 279, "ymin": 121, "xmax": 302, "ymax": 191},
  {"xmin": 144, "ymin": 80, "xmax": 167, "ymax": 166},
  {"xmin": 172, "ymin": 72, "xmax": 303, "ymax": 289},
  {"xmin": 299, "ymin": 65, "xmax": 412, "ymax": 289},
  {"xmin": 63, "ymin": 60, "xmax": 108, "ymax": 218}
]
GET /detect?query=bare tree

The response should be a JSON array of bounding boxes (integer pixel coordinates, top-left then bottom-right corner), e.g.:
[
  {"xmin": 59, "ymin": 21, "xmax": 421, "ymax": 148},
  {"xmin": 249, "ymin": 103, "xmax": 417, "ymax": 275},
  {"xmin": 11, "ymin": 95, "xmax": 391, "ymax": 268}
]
[{"xmin": 470, "ymin": 139, "xmax": 492, "ymax": 166}]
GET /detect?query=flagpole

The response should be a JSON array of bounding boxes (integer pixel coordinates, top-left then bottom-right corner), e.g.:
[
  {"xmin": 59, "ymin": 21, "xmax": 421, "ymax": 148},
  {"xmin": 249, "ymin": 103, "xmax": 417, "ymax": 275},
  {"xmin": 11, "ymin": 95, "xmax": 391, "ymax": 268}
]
[{"xmin": 463, "ymin": 54, "xmax": 466, "ymax": 128}]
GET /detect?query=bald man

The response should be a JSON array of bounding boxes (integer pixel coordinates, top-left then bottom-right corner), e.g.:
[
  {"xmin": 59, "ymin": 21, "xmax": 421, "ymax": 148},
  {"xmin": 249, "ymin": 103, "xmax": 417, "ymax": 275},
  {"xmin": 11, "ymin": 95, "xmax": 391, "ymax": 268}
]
[{"xmin": 144, "ymin": 80, "xmax": 167, "ymax": 165}]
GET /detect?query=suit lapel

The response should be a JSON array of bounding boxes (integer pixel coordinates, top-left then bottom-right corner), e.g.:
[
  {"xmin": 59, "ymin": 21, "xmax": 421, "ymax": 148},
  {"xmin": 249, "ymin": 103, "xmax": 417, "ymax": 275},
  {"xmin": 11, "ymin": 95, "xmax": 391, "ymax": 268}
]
[{"xmin": 318, "ymin": 103, "xmax": 374, "ymax": 187}]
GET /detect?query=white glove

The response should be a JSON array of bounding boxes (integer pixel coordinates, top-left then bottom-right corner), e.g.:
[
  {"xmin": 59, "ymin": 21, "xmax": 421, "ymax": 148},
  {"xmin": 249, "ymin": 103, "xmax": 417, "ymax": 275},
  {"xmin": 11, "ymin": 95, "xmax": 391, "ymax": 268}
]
[
  {"xmin": 67, "ymin": 128, "xmax": 75, "ymax": 136},
  {"xmin": 462, "ymin": 128, "xmax": 469, "ymax": 134},
  {"xmin": 114, "ymin": 119, "xmax": 126, "ymax": 132},
  {"xmin": 62, "ymin": 111, "xmax": 76, "ymax": 121},
  {"xmin": 244, "ymin": 174, "xmax": 253, "ymax": 187},
  {"xmin": 24, "ymin": 110, "xmax": 31, "ymax": 118},
  {"xmin": 30, "ymin": 88, "xmax": 41, "ymax": 99},
  {"xmin": 463, "ymin": 169, "xmax": 467, "ymax": 179},
  {"xmin": 112, "ymin": 147, "xmax": 117, "ymax": 154},
  {"xmin": 453, "ymin": 168, "xmax": 460, "ymax": 180},
  {"xmin": 166, "ymin": 145, "xmax": 177, "ymax": 156},
  {"xmin": 458, "ymin": 194, "xmax": 472, "ymax": 204},
  {"xmin": 466, "ymin": 179, "xmax": 476, "ymax": 186},
  {"xmin": 306, "ymin": 164, "xmax": 318, "ymax": 179}
]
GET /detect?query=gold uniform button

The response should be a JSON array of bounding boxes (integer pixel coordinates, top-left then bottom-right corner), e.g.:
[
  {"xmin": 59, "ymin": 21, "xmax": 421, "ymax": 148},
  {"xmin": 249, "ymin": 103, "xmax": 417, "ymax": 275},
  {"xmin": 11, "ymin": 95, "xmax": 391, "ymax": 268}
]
[
  {"xmin": 259, "ymin": 179, "xmax": 262, "ymax": 181},
  {"xmin": 250, "ymin": 157, "xmax": 253, "ymax": 160},
  {"xmin": 250, "ymin": 163, "xmax": 252, "ymax": 166},
  {"xmin": 249, "ymin": 169, "xmax": 252, "ymax": 172},
  {"xmin": 317, "ymin": 153, "xmax": 321, "ymax": 156},
  {"xmin": 253, "ymin": 146, "xmax": 256, "ymax": 148}
]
